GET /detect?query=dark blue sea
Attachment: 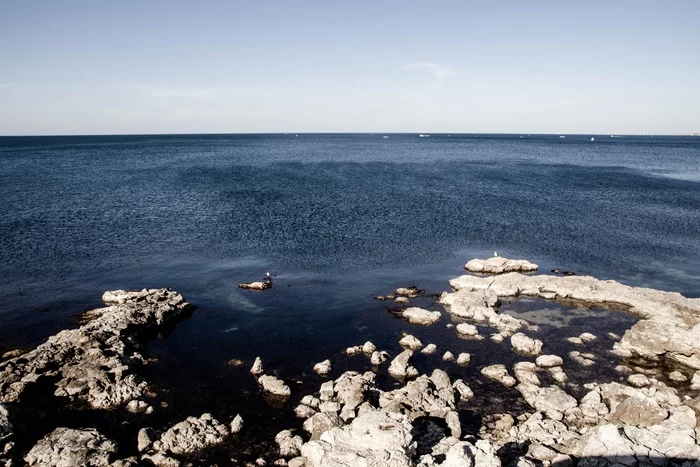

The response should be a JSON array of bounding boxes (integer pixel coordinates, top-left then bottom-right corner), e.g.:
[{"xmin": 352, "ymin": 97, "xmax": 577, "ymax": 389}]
[{"xmin": 2, "ymin": 133, "xmax": 699, "ymax": 455}]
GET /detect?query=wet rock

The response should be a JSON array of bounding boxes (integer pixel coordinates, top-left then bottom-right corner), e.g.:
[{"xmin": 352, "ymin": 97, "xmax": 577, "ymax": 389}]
[
  {"xmin": 156, "ymin": 413, "xmax": 229, "ymax": 456},
  {"xmin": 230, "ymin": 414, "xmax": 244, "ymax": 433},
  {"xmin": 126, "ymin": 399, "xmax": 150, "ymax": 414},
  {"xmin": 251, "ymin": 357, "xmax": 264, "ymax": 375},
  {"xmin": 396, "ymin": 286, "xmax": 421, "ymax": 298},
  {"xmin": 610, "ymin": 392, "xmax": 669, "ymax": 427},
  {"xmin": 456, "ymin": 323, "xmax": 479, "ymax": 337},
  {"xmin": 395, "ymin": 296, "xmax": 409, "ymax": 304},
  {"xmin": 1, "ymin": 350, "xmax": 23, "ymax": 360},
  {"xmin": 301, "ymin": 410, "xmax": 415, "ymax": 466},
  {"xmin": 138, "ymin": 427, "xmax": 154, "ymax": 452},
  {"xmin": 490, "ymin": 333, "xmax": 505, "ymax": 343},
  {"xmin": 566, "ymin": 336, "xmax": 584, "ymax": 345},
  {"xmin": 579, "ymin": 332, "xmax": 597, "ymax": 343},
  {"xmin": 448, "ymin": 272, "xmax": 700, "ymax": 370},
  {"xmin": 25, "ymin": 428, "xmax": 117, "ymax": 466},
  {"xmin": 401, "ymin": 307, "xmax": 441, "ymax": 326},
  {"xmin": 313, "ymin": 360, "xmax": 331, "ymax": 376},
  {"xmin": 302, "ymin": 412, "xmax": 342, "ymax": 440},
  {"xmin": 238, "ymin": 281, "xmax": 270, "ymax": 290},
  {"xmin": 481, "ymin": 365, "xmax": 517, "ymax": 388},
  {"xmin": 0, "ymin": 288, "xmax": 192, "ymax": 409},
  {"xmin": 442, "ymin": 351, "xmax": 455, "ymax": 362},
  {"xmin": 399, "ymin": 334, "xmax": 423, "ymax": 350},
  {"xmin": 510, "ymin": 333, "xmax": 543, "ymax": 356},
  {"xmin": 389, "ymin": 350, "xmax": 419, "ymax": 380},
  {"xmin": 421, "ymin": 344, "xmax": 437, "ymax": 355},
  {"xmin": 535, "ymin": 355, "xmax": 563, "ymax": 368},
  {"xmin": 371, "ymin": 350, "xmax": 390, "ymax": 366},
  {"xmin": 453, "ymin": 379, "xmax": 474, "ymax": 402},
  {"xmin": 346, "ymin": 345, "xmax": 361, "ymax": 356},
  {"xmin": 228, "ymin": 358, "xmax": 246, "ymax": 367},
  {"xmin": 456, "ymin": 353, "xmax": 471, "ymax": 366},
  {"xmin": 465, "ymin": 256, "xmax": 538, "ymax": 274},
  {"xmin": 275, "ymin": 430, "xmax": 304, "ymax": 457},
  {"xmin": 362, "ymin": 341, "xmax": 377, "ymax": 355},
  {"xmin": 259, "ymin": 375, "xmax": 292, "ymax": 397}
]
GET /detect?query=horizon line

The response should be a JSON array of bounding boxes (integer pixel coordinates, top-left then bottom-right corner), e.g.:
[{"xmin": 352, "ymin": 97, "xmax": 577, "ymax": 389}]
[{"xmin": 1, "ymin": 131, "xmax": 699, "ymax": 138}]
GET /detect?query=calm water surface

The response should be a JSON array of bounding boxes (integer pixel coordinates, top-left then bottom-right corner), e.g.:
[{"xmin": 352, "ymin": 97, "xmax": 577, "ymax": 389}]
[{"xmin": 1, "ymin": 133, "xmax": 699, "ymax": 357}]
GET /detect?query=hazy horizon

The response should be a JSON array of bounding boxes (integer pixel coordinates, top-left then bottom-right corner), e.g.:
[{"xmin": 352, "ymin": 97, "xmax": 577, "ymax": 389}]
[{"xmin": 2, "ymin": 1, "xmax": 699, "ymax": 136}]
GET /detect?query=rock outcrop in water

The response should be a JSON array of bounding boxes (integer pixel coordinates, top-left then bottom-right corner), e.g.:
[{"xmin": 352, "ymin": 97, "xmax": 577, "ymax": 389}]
[
  {"xmin": 448, "ymin": 272, "xmax": 700, "ymax": 369},
  {"xmin": 0, "ymin": 288, "xmax": 192, "ymax": 409},
  {"xmin": 464, "ymin": 257, "xmax": 538, "ymax": 274},
  {"xmin": 4, "ymin": 259, "xmax": 700, "ymax": 466}
]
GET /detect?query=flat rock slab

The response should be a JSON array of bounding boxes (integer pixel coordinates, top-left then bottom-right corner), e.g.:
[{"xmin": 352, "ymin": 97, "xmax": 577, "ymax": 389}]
[
  {"xmin": 448, "ymin": 272, "xmax": 700, "ymax": 369},
  {"xmin": 401, "ymin": 307, "xmax": 441, "ymax": 325},
  {"xmin": 465, "ymin": 257, "xmax": 538, "ymax": 274}
]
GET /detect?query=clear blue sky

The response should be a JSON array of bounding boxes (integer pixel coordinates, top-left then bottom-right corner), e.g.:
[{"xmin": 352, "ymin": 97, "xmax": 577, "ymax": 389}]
[{"xmin": 1, "ymin": 0, "xmax": 698, "ymax": 135}]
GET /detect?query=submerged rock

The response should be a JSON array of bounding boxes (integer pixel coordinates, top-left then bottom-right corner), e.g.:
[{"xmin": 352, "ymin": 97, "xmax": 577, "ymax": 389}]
[
  {"xmin": 0, "ymin": 288, "xmax": 192, "ymax": 410},
  {"xmin": 25, "ymin": 428, "xmax": 117, "ymax": 466}
]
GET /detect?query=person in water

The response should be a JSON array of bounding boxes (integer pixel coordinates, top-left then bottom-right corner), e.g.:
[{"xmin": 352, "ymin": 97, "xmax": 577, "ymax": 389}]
[{"xmin": 263, "ymin": 272, "xmax": 273, "ymax": 288}]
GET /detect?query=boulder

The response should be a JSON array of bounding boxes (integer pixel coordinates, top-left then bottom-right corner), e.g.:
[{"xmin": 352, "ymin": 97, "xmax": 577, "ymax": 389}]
[
  {"xmin": 535, "ymin": 355, "xmax": 563, "ymax": 368},
  {"xmin": 456, "ymin": 323, "xmax": 479, "ymax": 337},
  {"xmin": 371, "ymin": 351, "xmax": 390, "ymax": 366},
  {"xmin": 313, "ymin": 360, "xmax": 332, "ymax": 376},
  {"xmin": 517, "ymin": 384, "xmax": 577, "ymax": 420},
  {"xmin": 251, "ymin": 357, "xmax": 264, "ymax": 375},
  {"xmin": 481, "ymin": 365, "xmax": 516, "ymax": 387},
  {"xmin": 275, "ymin": 430, "xmax": 304, "ymax": 458},
  {"xmin": 399, "ymin": 334, "xmax": 423, "ymax": 350},
  {"xmin": 464, "ymin": 257, "xmax": 538, "ymax": 274},
  {"xmin": 301, "ymin": 410, "xmax": 415, "ymax": 467},
  {"xmin": 401, "ymin": 308, "xmax": 441, "ymax": 326},
  {"xmin": 259, "ymin": 375, "xmax": 292, "ymax": 397},
  {"xmin": 362, "ymin": 341, "xmax": 377, "ymax": 355},
  {"xmin": 442, "ymin": 439, "xmax": 501, "ymax": 467},
  {"xmin": 25, "ymin": 428, "xmax": 117, "ymax": 466},
  {"xmin": 156, "ymin": 413, "xmax": 229, "ymax": 456},
  {"xmin": 510, "ymin": 333, "xmax": 543, "ymax": 356},
  {"xmin": 456, "ymin": 353, "xmax": 471, "ymax": 366},
  {"xmin": 302, "ymin": 412, "xmax": 342, "ymax": 440},
  {"xmin": 389, "ymin": 350, "xmax": 419, "ymax": 380},
  {"xmin": 230, "ymin": 414, "xmax": 244, "ymax": 434},
  {"xmin": 443, "ymin": 351, "xmax": 455, "ymax": 362},
  {"xmin": 610, "ymin": 393, "xmax": 669, "ymax": 427},
  {"xmin": 421, "ymin": 344, "xmax": 437, "ymax": 355}
]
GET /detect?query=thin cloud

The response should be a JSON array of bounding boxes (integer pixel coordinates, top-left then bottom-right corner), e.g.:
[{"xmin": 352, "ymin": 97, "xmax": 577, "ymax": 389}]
[{"xmin": 403, "ymin": 62, "xmax": 456, "ymax": 78}]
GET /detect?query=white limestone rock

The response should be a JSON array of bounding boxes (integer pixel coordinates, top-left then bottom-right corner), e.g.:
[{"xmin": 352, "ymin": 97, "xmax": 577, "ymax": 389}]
[
  {"xmin": 313, "ymin": 359, "xmax": 331, "ymax": 376},
  {"xmin": 510, "ymin": 333, "xmax": 543, "ymax": 356},
  {"xmin": 259, "ymin": 375, "xmax": 292, "ymax": 397},
  {"xmin": 401, "ymin": 307, "xmax": 441, "ymax": 326},
  {"xmin": 25, "ymin": 428, "xmax": 117, "ymax": 466},
  {"xmin": 464, "ymin": 257, "xmax": 538, "ymax": 274}
]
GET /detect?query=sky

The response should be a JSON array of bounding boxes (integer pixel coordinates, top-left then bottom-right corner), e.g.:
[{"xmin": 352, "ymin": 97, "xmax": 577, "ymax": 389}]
[{"xmin": 1, "ymin": 0, "xmax": 699, "ymax": 135}]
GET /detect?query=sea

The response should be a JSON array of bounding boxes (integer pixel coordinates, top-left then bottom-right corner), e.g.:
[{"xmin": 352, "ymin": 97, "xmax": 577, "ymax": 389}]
[{"xmin": 1, "ymin": 133, "xmax": 699, "ymax": 457}]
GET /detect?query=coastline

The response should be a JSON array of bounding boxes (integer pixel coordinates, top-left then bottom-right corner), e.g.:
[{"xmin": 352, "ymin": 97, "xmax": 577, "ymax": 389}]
[{"xmin": 2, "ymin": 257, "xmax": 700, "ymax": 466}]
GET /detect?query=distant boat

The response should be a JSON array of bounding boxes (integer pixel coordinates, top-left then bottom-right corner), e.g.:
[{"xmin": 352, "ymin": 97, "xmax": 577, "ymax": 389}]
[
  {"xmin": 383, "ymin": 136, "xmax": 389, "ymax": 139},
  {"xmin": 419, "ymin": 134, "xmax": 430, "ymax": 138},
  {"xmin": 591, "ymin": 137, "xmax": 595, "ymax": 141},
  {"xmin": 559, "ymin": 135, "xmax": 566, "ymax": 138}
]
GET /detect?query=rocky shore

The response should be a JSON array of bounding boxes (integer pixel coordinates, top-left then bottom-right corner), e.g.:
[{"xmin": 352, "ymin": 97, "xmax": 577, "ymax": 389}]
[{"xmin": 2, "ymin": 258, "xmax": 700, "ymax": 466}]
